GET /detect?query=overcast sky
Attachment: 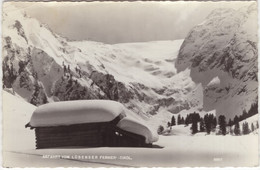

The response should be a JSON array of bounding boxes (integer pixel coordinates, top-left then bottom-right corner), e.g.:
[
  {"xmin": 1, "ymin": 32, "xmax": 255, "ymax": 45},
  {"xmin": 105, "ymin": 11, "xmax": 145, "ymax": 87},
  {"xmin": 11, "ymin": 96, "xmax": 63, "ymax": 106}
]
[{"xmin": 11, "ymin": 1, "xmax": 253, "ymax": 44}]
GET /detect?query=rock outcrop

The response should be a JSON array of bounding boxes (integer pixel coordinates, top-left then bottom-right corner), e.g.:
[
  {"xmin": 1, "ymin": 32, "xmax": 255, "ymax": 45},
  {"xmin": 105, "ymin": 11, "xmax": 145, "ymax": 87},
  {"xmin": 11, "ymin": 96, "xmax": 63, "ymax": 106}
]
[{"xmin": 176, "ymin": 3, "xmax": 258, "ymax": 119}]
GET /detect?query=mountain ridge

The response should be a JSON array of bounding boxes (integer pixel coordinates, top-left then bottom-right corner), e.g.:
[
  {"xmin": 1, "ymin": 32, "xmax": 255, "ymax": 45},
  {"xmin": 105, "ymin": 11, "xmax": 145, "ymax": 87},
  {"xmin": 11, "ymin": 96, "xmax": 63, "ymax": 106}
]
[
  {"xmin": 2, "ymin": 4, "xmax": 203, "ymax": 129},
  {"xmin": 176, "ymin": 3, "xmax": 257, "ymax": 119}
]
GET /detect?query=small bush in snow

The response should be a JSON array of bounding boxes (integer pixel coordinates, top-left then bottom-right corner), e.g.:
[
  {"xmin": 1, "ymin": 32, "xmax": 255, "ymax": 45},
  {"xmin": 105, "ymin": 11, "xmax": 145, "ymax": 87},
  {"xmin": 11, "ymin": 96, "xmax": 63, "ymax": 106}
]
[{"xmin": 157, "ymin": 125, "xmax": 164, "ymax": 135}]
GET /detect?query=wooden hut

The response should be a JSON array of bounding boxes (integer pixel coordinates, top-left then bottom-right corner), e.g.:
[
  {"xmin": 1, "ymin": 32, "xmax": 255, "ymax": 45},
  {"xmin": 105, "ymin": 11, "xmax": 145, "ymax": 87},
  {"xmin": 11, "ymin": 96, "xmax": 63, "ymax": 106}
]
[{"xmin": 26, "ymin": 100, "xmax": 157, "ymax": 149}]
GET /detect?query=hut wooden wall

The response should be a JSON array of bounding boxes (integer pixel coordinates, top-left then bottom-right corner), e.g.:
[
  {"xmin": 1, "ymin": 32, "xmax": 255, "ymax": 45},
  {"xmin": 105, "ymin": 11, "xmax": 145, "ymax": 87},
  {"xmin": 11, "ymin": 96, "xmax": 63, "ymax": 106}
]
[{"xmin": 34, "ymin": 121, "xmax": 151, "ymax": 149}]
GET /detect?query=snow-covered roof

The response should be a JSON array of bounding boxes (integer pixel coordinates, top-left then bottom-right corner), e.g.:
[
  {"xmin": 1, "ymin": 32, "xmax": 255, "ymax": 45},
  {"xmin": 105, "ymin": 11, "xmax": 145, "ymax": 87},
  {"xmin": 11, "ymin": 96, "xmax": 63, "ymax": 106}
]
[
  {"xmin": 29, "ymin": 100, "xmax": 125, "ymax": 127},
  {"xmin": 117, "ymin": 116, "xmax": 159, "ymax": 143},
  {"xmin": 29, "ymin": 100, "xmax": 158, "ymax": 143}
]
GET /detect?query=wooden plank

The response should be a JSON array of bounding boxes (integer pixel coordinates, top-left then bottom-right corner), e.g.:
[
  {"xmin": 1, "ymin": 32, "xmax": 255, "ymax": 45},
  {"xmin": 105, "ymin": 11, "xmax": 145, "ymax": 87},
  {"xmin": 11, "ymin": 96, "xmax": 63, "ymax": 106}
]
[
  {"xmin": 36, "ymin": 140, "xmax": 102, "ymax": 147},
  {"xmin": 36, "ymin": 132, "xmax": 103, "ymax": 140},
  {"xmin": 36, "ymin": 136, "xmax": 102, "ymax": 143},
  {"xmin": 36, "ymin": 122, "xmax": 109, "ymax": 131},
  {"xmin": 36, "ymin": 138, "xmax": 103, "ymax": 145},
  {"xmin": 36, "ymin": 130, "xmax": 101, "ymax": 138},
  {"xmin": 36, "ymin": 128, "xmax": 107, "ymax": 136},
  {"xmin": 36, "ymin": 139, "xmax": 102, "ymax": 149}
]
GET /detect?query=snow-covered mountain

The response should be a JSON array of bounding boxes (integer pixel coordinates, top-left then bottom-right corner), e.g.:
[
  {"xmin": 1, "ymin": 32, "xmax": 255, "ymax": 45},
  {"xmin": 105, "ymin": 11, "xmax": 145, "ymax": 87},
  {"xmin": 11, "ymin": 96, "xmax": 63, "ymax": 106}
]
[
  {"xmin": 176, "ymin": 3, "xmax": 258, "ymax": 119},
  {"xmin": 2, "ymin": 4, "xmax": 203, "ymax": 128},
  {"xmin": 3, "ymin": 3, "xmax": 257, "ymax": 126}
]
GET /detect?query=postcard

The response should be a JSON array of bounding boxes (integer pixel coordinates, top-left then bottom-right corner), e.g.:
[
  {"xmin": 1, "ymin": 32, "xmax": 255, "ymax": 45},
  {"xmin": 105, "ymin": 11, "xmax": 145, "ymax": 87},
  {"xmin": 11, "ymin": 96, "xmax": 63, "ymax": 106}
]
[{"xmin": 2, "ymin": 0, "xmax": 258, "ymax": 168}]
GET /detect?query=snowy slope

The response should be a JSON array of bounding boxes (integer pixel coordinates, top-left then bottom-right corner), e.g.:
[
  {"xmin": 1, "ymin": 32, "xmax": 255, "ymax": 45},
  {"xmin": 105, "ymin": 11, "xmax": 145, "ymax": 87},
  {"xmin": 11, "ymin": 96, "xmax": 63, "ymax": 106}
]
[
  {"xmin": 238, "ymin": 114, "xmax": 258, "ymax": 127},
  {"xmin": 164, "ymin": 113, "xmax": 258, "ymax": 137},
  {"xmin": 2, "ymin": 91, "xmax": 36, "ymax": 152},
  {"xmin": 176, "ymin": 3, "xmax": 258, "ymax": 119},
  {"xmin": 3, "ymin": 91, "xmax": 258, "ymax": 167},
  {"xmin": 70, "ymin": 40, "xmax": 183, "ymax": 88},
  {"xmin": 2, "ymin": 3, "xmax": 204, "ymax": 130},
  {"xmin": 231, "ymin": 114, "xmax": 259, "ymax": 135}
]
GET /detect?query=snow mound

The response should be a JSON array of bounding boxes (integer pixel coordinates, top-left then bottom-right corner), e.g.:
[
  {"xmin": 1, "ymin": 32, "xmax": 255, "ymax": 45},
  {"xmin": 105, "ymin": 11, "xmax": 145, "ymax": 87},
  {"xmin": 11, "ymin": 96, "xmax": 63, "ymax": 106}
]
[
  {"xmin": 117, "ymin": 111, "xmax": 159, "ymax": 143},
  {"xmin": 29, "ymin": 100, "xmax": 125, "ymax": 127},
  {"xmin": 3, "ymin": 91, "xmax": 36, "ymax": 151},
  {"xmin": 167, "ymin": 124, "xmax": 192, "ymax": 136}
]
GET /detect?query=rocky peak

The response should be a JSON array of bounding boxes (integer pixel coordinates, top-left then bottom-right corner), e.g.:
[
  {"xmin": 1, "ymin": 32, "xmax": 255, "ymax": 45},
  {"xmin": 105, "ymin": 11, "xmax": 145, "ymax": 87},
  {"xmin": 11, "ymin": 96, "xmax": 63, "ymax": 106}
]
[{"xmin": 176, "ymin": 3, "xmax": 258, "ymax": 119}]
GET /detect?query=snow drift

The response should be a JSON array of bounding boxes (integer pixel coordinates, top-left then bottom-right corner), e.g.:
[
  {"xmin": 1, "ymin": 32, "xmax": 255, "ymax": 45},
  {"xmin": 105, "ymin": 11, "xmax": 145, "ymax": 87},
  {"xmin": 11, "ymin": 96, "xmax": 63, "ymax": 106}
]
[{"xmin": 3, "ymin": 91, "xmax": 258, "ymax": 167}]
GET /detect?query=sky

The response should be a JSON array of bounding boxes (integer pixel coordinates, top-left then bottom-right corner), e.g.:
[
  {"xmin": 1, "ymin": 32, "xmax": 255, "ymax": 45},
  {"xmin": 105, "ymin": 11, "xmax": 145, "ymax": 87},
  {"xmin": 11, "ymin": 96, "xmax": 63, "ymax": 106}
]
[{"xmin": 10, "ymin": 1, "xmax": 254, "ymax": 44}]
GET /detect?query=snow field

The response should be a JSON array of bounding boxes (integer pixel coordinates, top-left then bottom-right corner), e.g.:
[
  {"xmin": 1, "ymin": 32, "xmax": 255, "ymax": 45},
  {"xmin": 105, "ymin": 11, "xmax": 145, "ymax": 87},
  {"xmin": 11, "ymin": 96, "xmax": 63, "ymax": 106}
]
[{"xmin": 2, "ymin": 91, "xmax": 258, "ymax": 167}]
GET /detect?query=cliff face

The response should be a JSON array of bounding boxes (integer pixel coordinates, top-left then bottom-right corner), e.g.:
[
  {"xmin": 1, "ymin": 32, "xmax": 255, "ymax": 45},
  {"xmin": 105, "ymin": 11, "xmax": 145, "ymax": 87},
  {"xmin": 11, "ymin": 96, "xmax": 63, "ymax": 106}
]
[{"xmin": 176, "ymin": 4, "xmax": 258, "ymax": 119}]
